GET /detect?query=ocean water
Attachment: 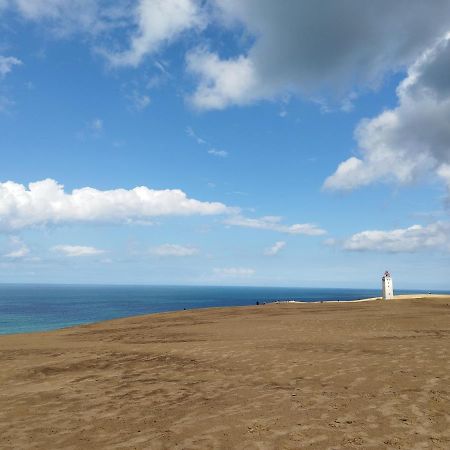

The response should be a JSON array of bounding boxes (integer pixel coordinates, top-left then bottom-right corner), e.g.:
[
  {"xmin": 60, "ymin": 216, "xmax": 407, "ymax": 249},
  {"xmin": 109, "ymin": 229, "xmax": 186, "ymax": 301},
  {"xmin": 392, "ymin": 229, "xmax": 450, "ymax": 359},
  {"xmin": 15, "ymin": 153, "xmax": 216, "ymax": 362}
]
[{"xmin": 0, "ymin": 284, "xmax": 446, "ymax": 335}]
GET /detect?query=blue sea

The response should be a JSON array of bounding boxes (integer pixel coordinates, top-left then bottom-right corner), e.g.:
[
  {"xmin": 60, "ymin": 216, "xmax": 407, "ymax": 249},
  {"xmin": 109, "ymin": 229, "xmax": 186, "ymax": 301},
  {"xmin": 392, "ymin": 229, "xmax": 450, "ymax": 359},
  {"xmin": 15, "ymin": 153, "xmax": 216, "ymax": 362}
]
[{"xmin": 0, "ymin": 284, "xmax": 447, "ymax": 335}]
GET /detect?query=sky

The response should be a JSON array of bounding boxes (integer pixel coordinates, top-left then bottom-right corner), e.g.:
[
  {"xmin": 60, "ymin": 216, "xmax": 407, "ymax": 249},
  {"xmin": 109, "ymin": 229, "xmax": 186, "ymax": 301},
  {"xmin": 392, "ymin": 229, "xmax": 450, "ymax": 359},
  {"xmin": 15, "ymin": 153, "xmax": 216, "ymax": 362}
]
[{"xmin": 0, "ymin": 0, "xmax": 450, "ymax": 289}]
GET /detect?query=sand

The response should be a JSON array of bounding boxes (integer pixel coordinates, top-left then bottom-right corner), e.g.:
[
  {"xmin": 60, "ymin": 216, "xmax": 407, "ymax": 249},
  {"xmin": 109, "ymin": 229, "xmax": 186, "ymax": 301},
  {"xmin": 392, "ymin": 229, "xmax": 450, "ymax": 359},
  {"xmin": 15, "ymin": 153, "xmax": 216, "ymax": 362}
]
[{"xmin": 1, "ymin": 295, "xmax": 449, "ymax": 449}]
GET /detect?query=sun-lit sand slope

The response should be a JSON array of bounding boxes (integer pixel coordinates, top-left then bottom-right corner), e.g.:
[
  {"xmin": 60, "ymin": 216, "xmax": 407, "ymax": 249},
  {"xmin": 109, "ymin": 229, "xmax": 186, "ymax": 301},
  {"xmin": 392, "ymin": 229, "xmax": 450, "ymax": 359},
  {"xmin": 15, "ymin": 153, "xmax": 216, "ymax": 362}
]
[{"xmin": 1, "ymin": 296, "xmax": 450, "ymax": 449}]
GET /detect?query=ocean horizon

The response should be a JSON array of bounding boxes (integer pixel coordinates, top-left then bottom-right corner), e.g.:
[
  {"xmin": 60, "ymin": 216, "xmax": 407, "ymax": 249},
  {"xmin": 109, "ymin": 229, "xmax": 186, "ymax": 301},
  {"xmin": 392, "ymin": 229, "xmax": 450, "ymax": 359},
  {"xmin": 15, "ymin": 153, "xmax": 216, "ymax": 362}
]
[{"xmin": 1, "ymin": 284, "xmax": 449, "ymax": 335}]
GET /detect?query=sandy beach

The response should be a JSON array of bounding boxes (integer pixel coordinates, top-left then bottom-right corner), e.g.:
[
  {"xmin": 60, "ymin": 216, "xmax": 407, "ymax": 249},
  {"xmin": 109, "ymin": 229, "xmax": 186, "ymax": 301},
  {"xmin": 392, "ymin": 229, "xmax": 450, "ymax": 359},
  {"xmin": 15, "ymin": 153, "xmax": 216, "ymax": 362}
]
[{"xmin": 1, "ymin": 295, "xmax": 449, "ymax": 449}]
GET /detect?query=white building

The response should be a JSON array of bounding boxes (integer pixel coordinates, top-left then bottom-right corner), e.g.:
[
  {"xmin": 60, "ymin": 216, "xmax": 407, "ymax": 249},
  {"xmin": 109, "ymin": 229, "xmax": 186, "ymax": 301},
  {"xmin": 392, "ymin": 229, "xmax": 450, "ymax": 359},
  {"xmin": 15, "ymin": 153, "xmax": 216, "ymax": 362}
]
[{"xmin": 382, "ymin": 271, "xmax": 394, "ymax": 300}]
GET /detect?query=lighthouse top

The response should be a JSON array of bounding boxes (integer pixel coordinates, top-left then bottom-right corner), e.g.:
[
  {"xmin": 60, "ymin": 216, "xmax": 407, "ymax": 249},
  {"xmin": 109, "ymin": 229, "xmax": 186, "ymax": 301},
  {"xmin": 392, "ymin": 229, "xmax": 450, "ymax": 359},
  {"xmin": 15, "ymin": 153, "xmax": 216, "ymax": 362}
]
[{"xmin": 382, "ymin": 270, "xmax": 394, "ymax": 300}]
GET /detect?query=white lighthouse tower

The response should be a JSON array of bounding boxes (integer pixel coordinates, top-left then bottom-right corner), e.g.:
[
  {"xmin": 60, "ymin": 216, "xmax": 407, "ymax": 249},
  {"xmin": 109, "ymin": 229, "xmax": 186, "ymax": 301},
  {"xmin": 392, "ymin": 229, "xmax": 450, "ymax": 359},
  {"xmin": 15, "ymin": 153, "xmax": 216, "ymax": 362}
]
[{"xmin": 382, "ymin": 271, "xmax": 394, "ymax": 300}]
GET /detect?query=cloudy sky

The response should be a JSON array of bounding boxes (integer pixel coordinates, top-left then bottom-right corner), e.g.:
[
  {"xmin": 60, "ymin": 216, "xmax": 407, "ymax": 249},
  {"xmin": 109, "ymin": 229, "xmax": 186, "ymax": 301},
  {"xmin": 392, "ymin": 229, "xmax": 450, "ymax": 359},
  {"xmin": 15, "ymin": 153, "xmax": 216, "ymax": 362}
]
[{"xmin": 1, "ymin": 0, "xmax": 449, "ymax": 288}]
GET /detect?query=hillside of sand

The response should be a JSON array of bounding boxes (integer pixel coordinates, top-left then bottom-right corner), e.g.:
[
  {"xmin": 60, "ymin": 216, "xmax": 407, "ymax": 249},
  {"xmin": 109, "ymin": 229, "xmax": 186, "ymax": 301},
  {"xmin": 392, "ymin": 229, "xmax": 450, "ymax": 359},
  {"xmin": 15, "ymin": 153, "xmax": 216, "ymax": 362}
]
[{"xmin": 1, "ymin": 296, "xmax": 449, "ymax": 449}]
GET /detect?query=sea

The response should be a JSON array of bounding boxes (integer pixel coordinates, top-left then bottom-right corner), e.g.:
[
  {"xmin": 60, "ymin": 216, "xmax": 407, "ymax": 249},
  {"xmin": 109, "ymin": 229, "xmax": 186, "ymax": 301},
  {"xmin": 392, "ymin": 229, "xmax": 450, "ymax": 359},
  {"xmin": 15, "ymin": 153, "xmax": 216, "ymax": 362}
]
[{"xmin": 0, "ymin": 284, "xmax": 447, "ymax": 335}]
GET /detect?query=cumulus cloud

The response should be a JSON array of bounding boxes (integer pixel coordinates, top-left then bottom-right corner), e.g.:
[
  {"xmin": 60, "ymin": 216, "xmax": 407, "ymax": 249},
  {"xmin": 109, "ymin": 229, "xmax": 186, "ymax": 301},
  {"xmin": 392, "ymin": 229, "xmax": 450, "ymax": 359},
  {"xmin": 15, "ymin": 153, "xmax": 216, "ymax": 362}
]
[
  {"xmin": 53, "ymin": 245, "xmax": 105, "ymax": 257},
  {"xmin": 264, "ymin": 240, "xmax": 286, "ymax": 256},
  {"xmin": 150, "ymin": 243, "xmax": 199, "ymax": 256},
  {"xmin": 341, "ymin": 222, "xmax": 450, "ymax": 253},
  {"xmin": 3, "ymin": 236, "xmax": 30, "ymax": 258},
  {"xmin": 213, "ymin": 267, "xmax": 255, "ymax": 277},
  {"xmin": 3, "ymin": 1, "xmax": 205, "ymax": 63},
  {"xmin": 324, "ymin": 34, "xmax": 450, "ymax": 198},
  {"xmin": 186, "ymin": 48, "xmax": 263, "ymax": 109},
  {"xmin": 0, "ymin": 56, "xmax": 22, "ymax": 77},
  {"xmin": 0, "ymin": 178, "xmax": 231, "ymax": 231},
  {"xmin": 225, "ymin": 215, "xmax": 326, "ymax": 236},
  {"xmin": 5, "ymin": 1, "xmax": 449, "ymax": 112},
  {"xmin": 106, "ymin": 0, "xmax": 205, "ymax": 66},
  {"xmin": 188, "ymin": 0, "xmax": 450, "ymax": 109}
]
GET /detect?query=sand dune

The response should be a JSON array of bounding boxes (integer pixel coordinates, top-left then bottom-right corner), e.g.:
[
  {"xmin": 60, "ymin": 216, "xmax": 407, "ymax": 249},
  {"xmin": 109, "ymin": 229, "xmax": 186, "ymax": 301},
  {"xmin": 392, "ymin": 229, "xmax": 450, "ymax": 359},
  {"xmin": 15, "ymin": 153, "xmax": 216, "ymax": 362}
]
[{"xmin": 1, "ymin": 295, "xmax": 449, "ymax": 449}]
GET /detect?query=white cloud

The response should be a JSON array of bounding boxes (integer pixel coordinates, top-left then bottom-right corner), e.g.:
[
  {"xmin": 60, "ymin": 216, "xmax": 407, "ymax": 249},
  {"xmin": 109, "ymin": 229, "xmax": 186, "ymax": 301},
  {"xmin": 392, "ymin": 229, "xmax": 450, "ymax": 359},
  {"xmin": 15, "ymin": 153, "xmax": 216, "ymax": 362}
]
[
  {"xmin": 0, "ymin": 56, "xmax": 22, "ymax": 114},
  {"xmin": 438, "ymin": 164, "xmax": 450, "ymax": 203},
  {"xmin": 225, "ymin": 215, "xmax": 326, "ymax": 236},
  {"xmin": 0, "ymin": 178, "xmax": 232, "ymax": 231},
  {"xmin": 106, "ymin": 0, "xmax": 205, "ymax": 67},
  {"xmin": 12, "ymin": 0, "xmax": 60, "ymax": 18},
  {"xmin": 151, "ymin": 243, "xmax": 198, "ymax": 256},
  {"xmin": 186, "ymin": 126, "xmax": 206, "ymax": 145},
  {"xmin": 7, "ymin": 1, "xmax": 448, "ymax": 115},
  {"xmin": 0, "ymin": 56, "xmax": 22, "ymax": 77},
  {"xmin": 186, "ymin": 125, "xmax": 229, "ymax": 157},
  {"xmin": 4, "ymin": 1, "xmax": 450, "ymax": 112},
  {"xmin": 90, "ymin": 117, "xmax": 103, "ymax": 132},
  {"xmin": 186, "ymin": 48, "xmax": 263, "ymax": 109},
  {"xmin": 8, "ymin": 0, "xmax": 114, "ymax": 35},
  {"xmin": 3, "ymin": 236, "xmax": 29, "ymax": 258},
  {"xmin": 208, "ymin": 148, "xmax": 228, "ymax": 158},
  {"xmin": 52, "ymin": 245, "xmax": 105, "ymax": 257},
  {"xmin": 213, "ymin": 267, "xmax": 255, "ymax": 277},
  {"xmin": 341, "ymin": 222, "xmax": 450, "ymax": 253},
  {"xmin": 13, "ymin": 0, "xmax": 89, "ymax": 20},
  {"xmin": 127, "ymin": 90, "xmax": 151, "ymax": 111},
  {"xmin": 264, "ymin": 240, "xmax": 286, "ymax": 255},
  {"xmin": 77, "ymin": 118, "xmax": 105, "ymax": 140},
  {"xmin": 188, "ymin": 1, "xmax": 450, "ymax": 109},
  {"xmin": 0, "ymin": 95, "xmax": 15, "ymax": 114},
  {"xmin": 3, "ymin": 0, "xmax": 202, "ymax": 46},
  {"xmin": 2, "ymin": 1, "xmax": 205, "ymax": 66},
  {"xmin": 324, "ymin": 34, "xmax": 450, "ymax": 199}
]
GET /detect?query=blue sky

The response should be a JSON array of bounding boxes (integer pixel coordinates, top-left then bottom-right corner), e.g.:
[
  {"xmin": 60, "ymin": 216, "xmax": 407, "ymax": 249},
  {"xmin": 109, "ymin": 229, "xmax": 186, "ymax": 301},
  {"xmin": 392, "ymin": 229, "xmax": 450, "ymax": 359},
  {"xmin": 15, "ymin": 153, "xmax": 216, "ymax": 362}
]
[{"xmin": 1, "ymin": 1, "xmax": 449, "ymax": 289}]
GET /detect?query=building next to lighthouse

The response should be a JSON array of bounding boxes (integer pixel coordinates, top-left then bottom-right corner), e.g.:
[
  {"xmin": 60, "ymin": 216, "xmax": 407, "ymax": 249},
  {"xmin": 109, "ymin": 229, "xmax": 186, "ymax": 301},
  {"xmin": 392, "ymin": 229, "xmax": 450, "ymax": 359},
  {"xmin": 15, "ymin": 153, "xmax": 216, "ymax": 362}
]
[{"xmin": 382, "ymin": 271, "xmax": 394, "ymax": 300}]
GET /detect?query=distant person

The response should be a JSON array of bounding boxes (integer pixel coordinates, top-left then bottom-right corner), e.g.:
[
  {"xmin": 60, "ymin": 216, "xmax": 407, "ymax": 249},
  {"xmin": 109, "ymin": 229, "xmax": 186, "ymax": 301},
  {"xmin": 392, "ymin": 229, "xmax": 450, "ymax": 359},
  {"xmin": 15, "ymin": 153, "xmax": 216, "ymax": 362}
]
[{"xmin": 256, "ymin": 301, "xmax": 260, "ymax": 306}]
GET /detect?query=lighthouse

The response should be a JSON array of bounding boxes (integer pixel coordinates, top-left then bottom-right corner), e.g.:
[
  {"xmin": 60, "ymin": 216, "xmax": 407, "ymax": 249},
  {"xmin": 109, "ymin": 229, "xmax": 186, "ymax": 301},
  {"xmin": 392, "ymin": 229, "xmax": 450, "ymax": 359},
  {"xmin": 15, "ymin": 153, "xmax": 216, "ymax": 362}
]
[{"xmin": 382, "ymin": 271, "xmax": 394, "ymax": 300}]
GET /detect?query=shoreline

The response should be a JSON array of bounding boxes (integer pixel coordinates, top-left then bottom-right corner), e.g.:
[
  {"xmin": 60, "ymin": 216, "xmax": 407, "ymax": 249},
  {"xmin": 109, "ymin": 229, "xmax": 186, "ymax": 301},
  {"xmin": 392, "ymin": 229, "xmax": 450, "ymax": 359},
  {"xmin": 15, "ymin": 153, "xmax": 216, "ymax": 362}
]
[{"xmin": 2, "ymin": 293, "xmax": 450, "ymax": 337}]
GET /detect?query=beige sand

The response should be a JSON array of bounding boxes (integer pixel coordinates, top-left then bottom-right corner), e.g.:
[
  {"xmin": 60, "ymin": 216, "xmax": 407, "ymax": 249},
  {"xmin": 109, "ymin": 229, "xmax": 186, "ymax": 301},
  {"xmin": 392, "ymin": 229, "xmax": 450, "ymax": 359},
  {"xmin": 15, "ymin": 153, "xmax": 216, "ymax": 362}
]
[{"xmin": 1, "ymin": 295, "xmax": 449, "ymax": 449}]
